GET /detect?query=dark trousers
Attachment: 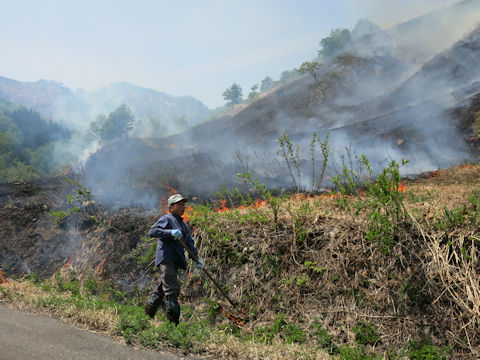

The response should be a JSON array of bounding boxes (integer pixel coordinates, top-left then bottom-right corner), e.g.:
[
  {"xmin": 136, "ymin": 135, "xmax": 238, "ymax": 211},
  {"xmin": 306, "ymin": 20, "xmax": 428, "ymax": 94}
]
[{"xmin": 155, "ymin": 259, "xmax": 180, "ymax": 298}]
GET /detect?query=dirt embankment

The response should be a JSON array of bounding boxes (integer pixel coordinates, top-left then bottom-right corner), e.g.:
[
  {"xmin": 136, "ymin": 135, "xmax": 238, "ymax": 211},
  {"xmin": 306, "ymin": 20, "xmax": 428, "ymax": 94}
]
[
  {"xmin": 1, "ymin": 166, "xmax": 480, "ymax": 358},
  {"xmin": 0, "ymin": 177, "xmax": 155, "ymax": 290}
]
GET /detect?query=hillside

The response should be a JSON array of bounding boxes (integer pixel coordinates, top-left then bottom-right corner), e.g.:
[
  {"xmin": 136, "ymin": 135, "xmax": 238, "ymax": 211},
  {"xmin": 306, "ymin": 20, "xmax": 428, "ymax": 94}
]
[
  {"xmin": 1, "ymin": 163, "xmax": 480, "ymax": 358},
  {"xmin": 0, "ymin": 77, "xmax": 210, "ymax": 134},
  {"xmin": 350, "ymin": 0, "xmax": 480, "ymax": 63},
  {"xmin": 82, "ymin": 23, "xmax": 480, "ymax": 208}
]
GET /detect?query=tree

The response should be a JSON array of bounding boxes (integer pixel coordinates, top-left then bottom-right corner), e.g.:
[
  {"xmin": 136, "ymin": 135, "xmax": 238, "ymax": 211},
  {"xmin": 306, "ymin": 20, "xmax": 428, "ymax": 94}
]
[
  {"xmin": 318, "ymin": 28, "xmax": 351, "ymax": 59},
  {"xmin": 222, "ymin": 83, "xmax": 243, "ymax": 106},
  {"xmin": 260, "ymin": 76, "xmax": 275, "ymax": 92},
  {"xmin": 248, "ymin": 84, "xmax": 259, "ymax": 100},
  {"xmin": 298, "ymin": 61, "xmax": 322, "ymax": 82},
  {"xmin": 87, "ymin": 104, "xmax": 135, "ymax": 144},
  {"xmin": 279, "ymin": 69, "xmax": 299, "ymax": 83}
]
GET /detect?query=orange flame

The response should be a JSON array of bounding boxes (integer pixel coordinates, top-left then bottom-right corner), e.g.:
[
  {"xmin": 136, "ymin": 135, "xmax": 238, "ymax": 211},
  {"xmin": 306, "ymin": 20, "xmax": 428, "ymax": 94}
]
[
  {"xmin": 251, "ymin": 200, "xmax": 266, "ymax": 209},
  {"xmin": 214, "ymin": 199, "xmax": 230, "ymax": 213},
  {"xmin": 63, "ymin": 254, "xmax": 74, "ymax": 268},
  {"xmin": 165, "ymin": 183, "xmax": 178, "ymax": 195},
  {"xmin": 182, "ymin": 205, "xmax": 195, "ymax": 223},
  {"xmin": 0, "ymin": 270, "xmax": 11, "ymax": 286},
  {"xmin": 429, "ymin": 170, "xmax": 441, "ymax": 179},
  {"xmin": 96, "ymin": 258, "xmax": 107, "ymax": 273},
  {"xmin": 397, "ymin": 183, "xmax": 407, "ymax": 192}
]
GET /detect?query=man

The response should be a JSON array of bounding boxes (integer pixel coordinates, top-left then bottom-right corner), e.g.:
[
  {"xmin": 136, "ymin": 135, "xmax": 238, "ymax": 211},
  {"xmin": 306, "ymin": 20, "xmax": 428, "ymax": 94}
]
[{"xmin": 144, "ymin": 194, "xmax": 205, "ymax": 324}]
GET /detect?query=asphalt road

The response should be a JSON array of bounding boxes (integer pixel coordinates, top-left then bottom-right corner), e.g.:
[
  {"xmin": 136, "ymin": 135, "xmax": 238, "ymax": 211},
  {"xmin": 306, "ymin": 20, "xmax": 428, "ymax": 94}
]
[{"xmin": 0, "ymin": 304, "xmax": 192, "ymax": 360}]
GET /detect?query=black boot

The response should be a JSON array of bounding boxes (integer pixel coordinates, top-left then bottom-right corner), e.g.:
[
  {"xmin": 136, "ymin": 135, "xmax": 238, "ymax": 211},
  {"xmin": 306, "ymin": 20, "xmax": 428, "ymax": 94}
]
[
  {"xmin": 165, "ymin": 294, "xmax": 180, "ymax": 325},
  {"xmin": 145, "ymin": 292, "xmax": 165, "ymax": 319}
]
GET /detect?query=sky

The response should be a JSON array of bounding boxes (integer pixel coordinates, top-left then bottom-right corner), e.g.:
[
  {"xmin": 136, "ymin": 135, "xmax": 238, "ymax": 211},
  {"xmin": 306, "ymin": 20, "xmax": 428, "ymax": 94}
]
[{"xmin": 0, "ymin": 0, "xmax": 461, "ymax": 109}]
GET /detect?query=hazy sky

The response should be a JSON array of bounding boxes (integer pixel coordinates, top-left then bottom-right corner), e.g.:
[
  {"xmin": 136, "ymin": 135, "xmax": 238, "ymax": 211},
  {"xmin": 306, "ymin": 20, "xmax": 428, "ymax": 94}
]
[{"xmin": 0, "ymin": 0, "xmax": 460, "ymax": 108}]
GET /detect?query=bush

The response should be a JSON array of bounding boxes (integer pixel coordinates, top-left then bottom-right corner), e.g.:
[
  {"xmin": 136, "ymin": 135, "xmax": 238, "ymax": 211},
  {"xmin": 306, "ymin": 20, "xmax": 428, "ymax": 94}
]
[
  {"xmin": 339, "ymin": 344, "xmax": 382, "ymax": 360},
  {"xmin": 116, "ymin": 307, "xmax": 150, "ymax": 339},
  {"xmin": 254, "ymin": 314, "xmax": 306, "ymax": 344},
  {"xmin": 407, "ymin": 342, "xmax": 452, "ymax": 360},
  {"xmin": 352, "ymin": 321, "xmax": 380, "ymax": 346},
  {"xmin": 137, "ymin": 314, "xmax": 208, "ymax": 351}
]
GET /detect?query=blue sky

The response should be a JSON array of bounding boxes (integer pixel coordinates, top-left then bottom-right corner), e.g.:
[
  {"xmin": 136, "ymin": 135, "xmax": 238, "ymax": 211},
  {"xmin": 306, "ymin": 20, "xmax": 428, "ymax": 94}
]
[{"xmin": 0, "ymin": 0, "xmax": 459, "ymax": 108}]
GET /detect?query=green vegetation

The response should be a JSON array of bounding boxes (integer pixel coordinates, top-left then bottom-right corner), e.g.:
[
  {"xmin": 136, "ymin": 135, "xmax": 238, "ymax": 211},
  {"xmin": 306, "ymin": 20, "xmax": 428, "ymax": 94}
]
[
  {"xmin": 254, "ymin": 314, "xmax": 306, "ymax": 344},
  {"xmin": 49, "ymin": 178, "xmax": 98, "ymax": 224},
  {"xmin": 0, "ymin": 98, "xmax": 71, "ymax": 182},
  {"xmin": 86, "ymin": 104, "xmax": 135, "ymax": 144},
  {"xmin": 299, "ymin": 61, "xmax": 322, "ymax": 82},
  {"xmin": 332, "ymin": 155, "xmax": 409, "ymax": 253},
  {"xmin": 318, "ymin": 28, "xmax": 351, "ymax": 59},
  {"xmin": 352, "ymin": 321, "xmax": 380, "ymax": 346},
  {"xmin": 222, "ymin": 83, "xmax": 243, "ymax": 106}
]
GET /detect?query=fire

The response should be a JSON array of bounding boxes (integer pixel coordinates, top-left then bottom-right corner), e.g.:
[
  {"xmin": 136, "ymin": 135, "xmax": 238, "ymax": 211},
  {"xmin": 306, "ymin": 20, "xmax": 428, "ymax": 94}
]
[
  {"xmin": 0, "ymin": 270, "xmax": 11, "ymax": 286},
  {"xmin": 63, "ymin": 250, "xmax": 78, "ymax": 268},
  {"xmin": 397, "ymin": 183, "xmax": 407, "ymax": 192},
  {"xmin": 182, "ymin": 205, "xmax": 195, "ymax": 223},
  {"xmin": 429, "ymin": 170, "xmax": 441, "ymax": 179},
  {"xmin": 214, "ymin": 199, "xmax": 230, "ymax": 213},
  {"xmin": 96, "ymin": 258, "xmax": 107, "ymax": 273},
  {"xmin": 165, "ymin": 184, "xmax": 178, "ymax": 195},
  {"xmin": 63, "ymin": 254, "xmax": 74, "ymax": 268},
  {"xmin": 251, "ymin": 200, "xmax": 266, "ymax": 209}
]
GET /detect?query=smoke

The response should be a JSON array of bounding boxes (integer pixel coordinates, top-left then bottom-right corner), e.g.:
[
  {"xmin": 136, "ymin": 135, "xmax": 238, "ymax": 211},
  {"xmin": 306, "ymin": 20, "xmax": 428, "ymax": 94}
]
[
  {"xmin": 346, "ymin": 0, "xmax": 462, "ymax": 28},
  {"xmin": 72, "ymin": 1, "xmax": 480, "ymax": 208},
  {"xmin": 51, "ymin": 82, "xmax": 209, "ymax": 135}
]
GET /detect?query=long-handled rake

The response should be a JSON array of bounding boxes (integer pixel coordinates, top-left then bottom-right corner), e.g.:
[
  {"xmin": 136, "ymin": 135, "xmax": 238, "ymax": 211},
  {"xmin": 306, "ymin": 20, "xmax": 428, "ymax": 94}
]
[{"xmin": 176, "ymin": 236, "xmax": 247, "ymax": 324}]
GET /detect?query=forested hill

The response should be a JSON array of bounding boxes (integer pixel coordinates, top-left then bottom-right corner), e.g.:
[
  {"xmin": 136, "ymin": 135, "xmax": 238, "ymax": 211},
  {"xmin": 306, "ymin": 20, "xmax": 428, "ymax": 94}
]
[
  {"xmin": 0, "ymin": 77, "xmax": 210, "ymax": 135},
  {"xmin": 0, "ymin": 98, "xmax": 70, "ymax": 182}
]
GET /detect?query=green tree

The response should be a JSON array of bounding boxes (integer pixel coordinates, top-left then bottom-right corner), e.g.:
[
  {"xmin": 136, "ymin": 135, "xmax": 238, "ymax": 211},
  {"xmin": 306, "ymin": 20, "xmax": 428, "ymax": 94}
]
[
  {"xmin": 279, "ymin": 69, "xmax": 299, "ymax": 83},
  {"xmin": 260, "ymin": 76, "xmax": 275, "ymax": 92},
  {"xmin": 222, "ymin": 83, "xmax": 243, "ymax": 106},
  {"xmin": 298, "ymin": 61, "xmax": 322, "ymax": 82},
  {"xmin": 248, "ymin": 84, "xmax": 259, "ymax": 100},
  {"xmin": 87, "ymin": 104, "xmax": 135, "ymax": 144},
  {"xmin": 318, "ymin": 28, "xmax": 351, "ymax": 59}
]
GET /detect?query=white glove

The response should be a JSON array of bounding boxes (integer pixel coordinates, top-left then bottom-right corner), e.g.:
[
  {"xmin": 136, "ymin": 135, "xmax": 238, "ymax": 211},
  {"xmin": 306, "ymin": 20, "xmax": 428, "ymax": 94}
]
[
  {"xmin": 171, "ymin": 229, "xmax": 182, "ymax": 240},
  {"xmin": 196, "ymin": 258, "xmax": 205, "ymax": 270}
]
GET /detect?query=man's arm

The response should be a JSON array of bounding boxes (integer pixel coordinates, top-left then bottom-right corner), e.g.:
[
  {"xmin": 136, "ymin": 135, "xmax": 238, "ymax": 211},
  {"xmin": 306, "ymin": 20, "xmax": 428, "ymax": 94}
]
[{"xmin": 148, "ymin": 216, "xmax": 176, "ymax": 240}]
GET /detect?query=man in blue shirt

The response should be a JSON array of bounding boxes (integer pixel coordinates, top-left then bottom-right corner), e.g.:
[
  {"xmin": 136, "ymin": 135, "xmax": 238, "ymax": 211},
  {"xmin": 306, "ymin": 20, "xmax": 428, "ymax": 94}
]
[{"xmin": 144, "ymin": 194, "xmax": 204, "ymax": 324}]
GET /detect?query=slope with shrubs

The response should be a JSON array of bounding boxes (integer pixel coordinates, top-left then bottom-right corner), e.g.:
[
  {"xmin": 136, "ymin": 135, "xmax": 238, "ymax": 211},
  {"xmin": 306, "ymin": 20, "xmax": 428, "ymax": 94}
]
[{"xmin": 1, "ymin": 162, "xmax": 480, "ymax": 359}]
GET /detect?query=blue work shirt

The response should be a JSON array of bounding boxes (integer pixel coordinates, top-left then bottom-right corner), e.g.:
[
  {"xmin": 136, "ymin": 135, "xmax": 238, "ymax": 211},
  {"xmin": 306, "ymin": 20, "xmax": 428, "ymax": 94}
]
[{"xmin": 148, "ymin": 213, "xmax": 198, "ymax": 269}]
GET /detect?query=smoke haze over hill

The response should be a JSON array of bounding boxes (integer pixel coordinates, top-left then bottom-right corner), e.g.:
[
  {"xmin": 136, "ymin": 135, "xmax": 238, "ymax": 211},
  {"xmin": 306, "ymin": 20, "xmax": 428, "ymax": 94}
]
[{"xmin": 1, "ymin": 1, "xmax": 479, "ymax": 209}]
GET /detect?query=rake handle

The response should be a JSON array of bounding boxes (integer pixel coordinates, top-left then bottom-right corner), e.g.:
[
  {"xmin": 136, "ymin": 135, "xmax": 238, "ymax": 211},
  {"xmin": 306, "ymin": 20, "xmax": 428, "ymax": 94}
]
[{"xmin": 176, "ymin": 236, "xmax": 238, "ymax": 309}]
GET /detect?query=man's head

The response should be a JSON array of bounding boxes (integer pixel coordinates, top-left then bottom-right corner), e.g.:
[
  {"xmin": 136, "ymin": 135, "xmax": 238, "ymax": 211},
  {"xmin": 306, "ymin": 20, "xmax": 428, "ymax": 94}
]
[{"xmin": 168, "ymin": 194, "xmax": 187, "ymax": 216}]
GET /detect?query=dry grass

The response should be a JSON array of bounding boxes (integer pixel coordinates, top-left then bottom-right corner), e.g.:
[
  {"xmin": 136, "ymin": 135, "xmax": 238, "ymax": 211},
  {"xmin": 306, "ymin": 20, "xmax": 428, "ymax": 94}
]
[
  {"xmin": 0, "ymin": 280, "xmax": 118, "ymax": 334},
  {"xmin": 186, "ymin": 164, "xmax": 480, "ymax": 358}
]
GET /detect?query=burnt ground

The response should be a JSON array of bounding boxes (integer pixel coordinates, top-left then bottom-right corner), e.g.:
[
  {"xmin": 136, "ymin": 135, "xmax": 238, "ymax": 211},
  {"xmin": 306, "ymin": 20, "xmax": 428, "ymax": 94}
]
[{"xmin": 0, "ymin": 177, "xmax": 156, "ymax": 291}]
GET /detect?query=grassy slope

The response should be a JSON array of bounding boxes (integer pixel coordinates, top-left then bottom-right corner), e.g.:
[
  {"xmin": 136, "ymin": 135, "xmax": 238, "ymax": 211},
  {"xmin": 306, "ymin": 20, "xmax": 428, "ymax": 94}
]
[{"xmin": 1, "ymin": 163, "xmax": 480, "ymax": 359}]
